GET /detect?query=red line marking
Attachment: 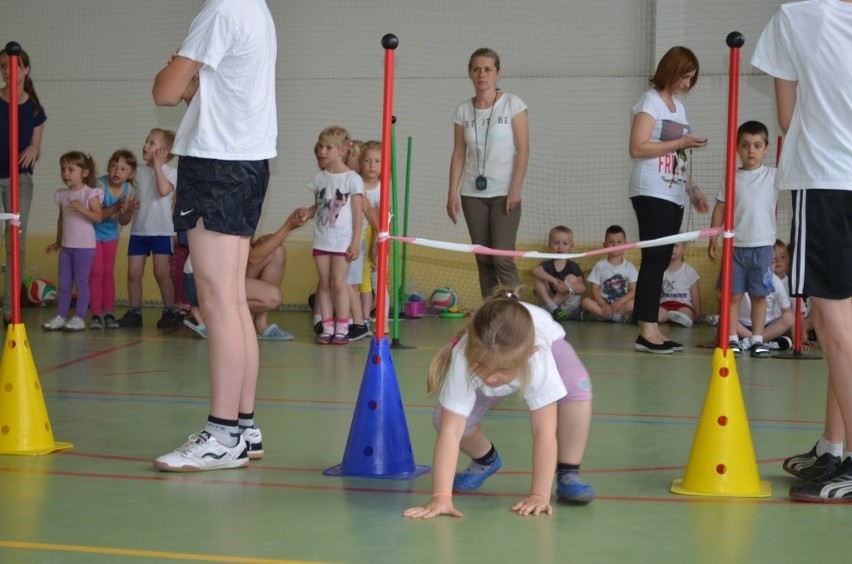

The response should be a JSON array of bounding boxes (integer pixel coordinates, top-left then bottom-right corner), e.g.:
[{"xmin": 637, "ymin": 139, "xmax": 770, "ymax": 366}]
[{"xmin": 39, "ymin": 339, "xmax": 146, "ymax": 374}]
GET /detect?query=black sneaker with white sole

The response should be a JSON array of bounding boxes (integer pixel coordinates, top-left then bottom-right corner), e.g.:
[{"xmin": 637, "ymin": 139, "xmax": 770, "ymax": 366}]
[
  {"xmin": 789, "ymin": 457, "xmax": 852, "ymax": 503},
  {"xmin": 783, "ymin": 443, "xmax": 842, "ymax": 482}
]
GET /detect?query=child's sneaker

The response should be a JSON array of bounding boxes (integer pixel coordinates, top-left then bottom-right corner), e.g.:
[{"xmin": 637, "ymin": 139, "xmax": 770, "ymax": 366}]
[
  {"xmin": 556, "ymin": 472, "xmax": 596, "ymax": 504},
  {"xmin": 331, "ymin": 332, "xmax": 349, "ymax": 345},
  {"xmin": 104, "ymin": 314, "xmax": 120, "ymax": 329},
  {"xmin": 118, "ymin": 310, "xmax": 142, "ymax": 327},
  {"xmin": 783, "ymin": 443, "xmax": 842, "ymax": 482},
  {"xmin": 347, "ymin": 323, "xmax": 372, "ymax": 342},
  {"xmin": 241, "ymin": 427, "xmax": 264, "ymax": 460},
  {"xmin": 157, "ymin": 309, "xmax": 181, "ymax": 329},
  {"xmin": 552, "ymin": 309, "xmax": 569, "ymax": 322},
  {"xmin": 667, "ymin": 310, "xmax": 693, "ymax": 328},
  {"xmin": 769, "ymin": 336, "xmax": 793, "ymax": 351},
  {"xmin": 63, "ymin": 316, "xmax": 86, "ymax": 331},
  {"xmin": 183, "ymin": 317, "xmax": 207, "ymax": 339},
  {"xmin": 89, "ymin": 316, "xmax": 103, "ymax": 330},
  {"xmin": 453, "ymin": 452, "xmax": 502, "ymax": 491},
  {"xmin": 42, "ymin": 315, "xmax": 67, "ymax": 331},
  {"xmin": 728, "ymin": 340, "xmax": 742, "ymax": 357},
  {"xmin": 153, "ymin": 431, "xmax": 249, "ymax": 472},
  {"xmin": 749, "ymin": 341, "xmax": 771, "ymax": 358},
  {"xmin": 789, "ymin": 457, "xmax": 852, "ymax": 503}
]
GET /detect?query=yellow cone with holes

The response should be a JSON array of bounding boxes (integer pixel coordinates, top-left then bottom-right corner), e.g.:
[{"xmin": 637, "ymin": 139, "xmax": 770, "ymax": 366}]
[
  {"xmin": 671, "ymin": 347, "xmax": 770, "ymax": 497},
  {"xmin": 0, "ymin": 323, "xmax": 72, "ymax": 455}
]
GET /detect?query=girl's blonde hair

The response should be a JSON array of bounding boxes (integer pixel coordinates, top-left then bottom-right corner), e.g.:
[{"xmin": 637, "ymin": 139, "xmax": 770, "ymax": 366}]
[
  {"xmin": 60, "ymin": 151, "xmax": 97, "ymax": 187},
  {"xmin": 427, "ymin": 291, "xmax": 535, "ymax": 394},
  {"xmin": 108, "ymin": 148, "xmax": 139, "ymax": 188},
  {"xmin": 149, "ymin": 128, "xmax": 176, "ymax": 161},
  {"xmin": 318, "ymin": 126, "xmax": 351, "ymax": 151},
  {"xmin": 346, "ymin": 139, "xmax": 363, "ymax": 168}
]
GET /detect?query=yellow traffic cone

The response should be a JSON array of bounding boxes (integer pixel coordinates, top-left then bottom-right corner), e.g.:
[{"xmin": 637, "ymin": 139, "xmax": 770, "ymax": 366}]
[
  {"xmin": 671, "ymin": 347, "xmax": 770, "ymax": 497},
  {"xmin": 0, "ymin": 323, "xmax": 72, "ymax": 455}
]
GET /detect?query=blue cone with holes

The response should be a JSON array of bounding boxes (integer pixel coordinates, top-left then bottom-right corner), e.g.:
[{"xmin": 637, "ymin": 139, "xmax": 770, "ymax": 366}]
[{"xmin": 324, "ymin": 337, "xmax": 429, "ymax": 478}]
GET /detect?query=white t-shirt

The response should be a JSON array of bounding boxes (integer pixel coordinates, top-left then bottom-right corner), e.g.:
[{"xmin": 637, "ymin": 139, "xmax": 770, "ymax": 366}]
[
  {"xmin": 453, "ymin": 92, "xmax": 527, "ymax": 198},
  {"xmin": 661, "ymin": 262, "xmax": 700, "ymax": 307},
  {"xmin": 438, "ymin": 302, "xmax": 567, "ymax": 416},
  {"xmin": 739, "ymin": 273, "xmax": 792, "ymax": 326},
  {"xmin": 752, "ymin": 0, "xmax": 852, "ymax": 191},
  {"xmin": 173, "ymin": 0, "xmax": 277, "ymax": 161},
  {"xmin": 362, "ymin": 184, "xmax": 380, "ymax": 229},
  {"xmin": 309, "ymin": 170, "xmax": 365, "ymax": 253},
  {"xmin": 587, "ymin": 258, "xmax": 639, "ymax": 304},
  {"xmin": 628, "ymin": 89, "xmax": 695, "ymax": 206},
  {"xmin": 714, "ymin": 165, "xmax": 778, "ymax": 247},
  {"xmin": 131, "ymin": 164, "xmax": 178, "ymax": 236}
]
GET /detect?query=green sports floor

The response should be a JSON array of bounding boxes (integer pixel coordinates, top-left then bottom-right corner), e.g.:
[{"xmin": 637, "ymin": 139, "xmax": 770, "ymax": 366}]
[{"xmin": 0, "ymin": 307, "xmax": 849, "ymax": 564}]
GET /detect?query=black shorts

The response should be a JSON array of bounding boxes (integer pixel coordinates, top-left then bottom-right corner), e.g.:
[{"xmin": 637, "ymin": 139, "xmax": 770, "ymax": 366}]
[
  {"xmin": 790, "ymin": 189, "xmax": 852, "ymax": 299},
  {"xmin": 173, "ymin": 156, "xmax": 269, "ymax": 236}
]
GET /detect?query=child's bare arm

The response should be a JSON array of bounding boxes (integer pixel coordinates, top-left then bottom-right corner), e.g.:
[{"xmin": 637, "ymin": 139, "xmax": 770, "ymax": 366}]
[
  {"xmin": 46, "ymin": 210, "xmax": 63, "ymax": 253},
  {"xmin": 152, "ymin": 150, "xmax": 175, "ymax": 197},
  {"xmin": 690, "ymin": 280, "xmax": 702, "ymax": 320},
  {"xmin": 512, "ymin": 402, "xmax": 556, "ymax": 516}
]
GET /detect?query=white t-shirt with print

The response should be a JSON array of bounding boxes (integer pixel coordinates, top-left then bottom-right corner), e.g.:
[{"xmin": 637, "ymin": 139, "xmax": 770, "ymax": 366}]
[
  {"xmin": 131, "ymin": 164, "xmax": 178, "ymax": 237},
  {"xmin": 453, "ymin": 92, "xmax": 527, "ymax": 198},
  {"xmin": 309, "ymin": 170, "xmax": 365, "ymax": 253},
  {"xmin": 661, "ymin": 262, "xmax": 700, "ymax": 308},
  {"xmin": 438, "ymin": 301, "xmax": 567, "ymax": 417},
  {"xmin": 587, "ymin": 258, "xmax": 639, "ymax": 304},
  {"xmin": 628, "ymin": 89, "xmax": 694, "ymax": 206}
]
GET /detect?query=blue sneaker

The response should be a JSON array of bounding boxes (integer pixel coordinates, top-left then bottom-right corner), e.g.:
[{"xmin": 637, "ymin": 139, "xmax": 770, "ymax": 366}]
[
  {"xmin": 556, "ymin": 472, "xmax": 595, "ymax": 504},
  {"xmin": 453, "ymin": 452, "xmax": 502, "ymax": 491}
]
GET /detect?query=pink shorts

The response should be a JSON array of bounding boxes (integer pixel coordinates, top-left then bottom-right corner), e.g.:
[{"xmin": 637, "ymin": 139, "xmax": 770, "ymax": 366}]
[{"xmin": 434, "ymin": 338, "xmax": 592, "ymax": 437}]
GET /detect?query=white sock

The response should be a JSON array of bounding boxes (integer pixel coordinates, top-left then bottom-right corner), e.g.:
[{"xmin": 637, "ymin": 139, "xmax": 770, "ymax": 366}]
[
  {"xmin": 751, "ymin": 335, "xmax": 764, "ymax": 344},
  {"xmin": 729, "ymin": 334, "xmax": 739, "ymax": 344},
  {"xmin": 816, "ymin": 436, "xmax": 844, "ymax": 457}
]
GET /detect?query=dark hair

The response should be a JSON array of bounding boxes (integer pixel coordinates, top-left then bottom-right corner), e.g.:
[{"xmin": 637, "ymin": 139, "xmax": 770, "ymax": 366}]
[
  {"xmin": 737, "ymin": 120, "xmax": 769, "ymax": 144},
  {"xmin": 0, "ymin": 48, "xmax": 43, "ymax": 118},
  {"xmin": 468, "ymin": 47, "xmax": 501, "ymax": 72},
  {"xmin": 650, "ymin": 46, "xmax": 699, "ymax": 93},
  {"xmin": 605, "ymin": 224, "xmax": 626, "ymax": 237}
]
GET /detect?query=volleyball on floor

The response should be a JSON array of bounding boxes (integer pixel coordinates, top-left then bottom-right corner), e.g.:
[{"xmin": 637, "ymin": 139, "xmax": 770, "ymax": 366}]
[
  {"xmin": 430, "ymin": 287, "xmax": 459, "ymax": 313},
  {"xmin": 27, "ymin": 278, "xmax": 57, "ymax": 306}
]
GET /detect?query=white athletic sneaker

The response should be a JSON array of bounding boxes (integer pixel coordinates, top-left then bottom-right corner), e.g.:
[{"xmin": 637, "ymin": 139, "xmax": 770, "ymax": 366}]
[
  {"xmin": 241, "ymin": 427, "xmax": 264, "ymax": 460},
  {"xmin": 154, "ymin": 431, "xmax": 249, "ymax": 472},
  {"xmin": 667, "ymin": 310, "xmax": 693, "ymax": 328},
  {"xmin": 63, "ymin": 316, "xmax": 86, "ymax": 331},
  {"xmin": 42, "ymin": 315, "xmax": 67, "ymax": 331}
]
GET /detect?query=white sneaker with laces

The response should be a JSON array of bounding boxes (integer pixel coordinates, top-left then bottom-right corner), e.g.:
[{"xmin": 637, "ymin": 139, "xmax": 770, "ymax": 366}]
[
  {"xmin": 42, "ymin": 315, "xmax": 67, "ymax": 331},
  {"xmin": 241, "ymin": 427, "xmax": 264, "ymax": 459},
  {"xmin": 154, "ymin": 431, "xmax": 248, "ymax": 472},
  {"xmin": 63, "ymin": 316, "xmax": 86, "ymax": 331}
]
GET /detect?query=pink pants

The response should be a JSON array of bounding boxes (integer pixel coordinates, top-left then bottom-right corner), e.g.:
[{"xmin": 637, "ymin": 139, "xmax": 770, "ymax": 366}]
[{"xmin": 89, "ymin": 239, "xmax": 118, "ymax": 316}]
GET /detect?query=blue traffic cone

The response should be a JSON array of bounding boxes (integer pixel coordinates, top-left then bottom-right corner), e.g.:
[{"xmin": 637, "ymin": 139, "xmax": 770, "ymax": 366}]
[{"xmin": 324, "ymin": 336, "xmax": 429, "ymax": 479}]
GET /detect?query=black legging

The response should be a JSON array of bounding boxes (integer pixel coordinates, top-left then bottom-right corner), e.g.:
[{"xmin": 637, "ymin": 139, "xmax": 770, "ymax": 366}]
[{"xmin": 631, "ymin": 196, "xmax": 684, "ymax": 323}]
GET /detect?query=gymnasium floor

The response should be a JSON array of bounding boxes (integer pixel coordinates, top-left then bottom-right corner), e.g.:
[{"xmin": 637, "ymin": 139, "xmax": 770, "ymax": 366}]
[{"xmin": 0, "ymin": 307, "xmax": 849, "ymax": 564}]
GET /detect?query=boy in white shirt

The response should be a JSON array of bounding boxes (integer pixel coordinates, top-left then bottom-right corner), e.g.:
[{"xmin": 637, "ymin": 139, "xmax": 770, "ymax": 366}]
[
  {"xmin": 581, "ymin": 225, "xmax": 637, "ymax": 325},
  {"xmin": 708, "ymin": 121, "xmax": 778, "ymax": 358}
]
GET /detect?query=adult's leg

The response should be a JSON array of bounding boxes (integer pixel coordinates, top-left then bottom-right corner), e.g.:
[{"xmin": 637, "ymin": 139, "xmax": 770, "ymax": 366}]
[
  {"xmin": 488, "ymin": 197, "xmax": 522, "ymax": 292},
  {"xmin": 461, "ymin": 196, "xmax": 496, "ymax": 298},
  {"xmin": 632, "ymin": 196, "xmax": 683, "ymax": 343},
  {"xmin": 810, "ymin": 298, "xmax": 852, "ymax": 446},
  {"xmin": 189, "ymin": 223, "xmax": 256, "ymax": 418}
]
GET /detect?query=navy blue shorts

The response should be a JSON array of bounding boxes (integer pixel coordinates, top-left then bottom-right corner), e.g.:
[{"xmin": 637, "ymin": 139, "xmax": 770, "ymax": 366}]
[
  {"xmin": 173, "ymin": 156, "xmax": 269, "ymax": 236},
  {"xmin": 127, "ymin": 235, "xmax": 173, "ymax": 256}
]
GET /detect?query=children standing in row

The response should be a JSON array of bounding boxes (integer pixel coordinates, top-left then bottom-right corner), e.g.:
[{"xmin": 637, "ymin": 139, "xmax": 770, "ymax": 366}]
[
  {"xmin": 532, "ymin": 225, "xmax": 585, "ymax": 321},
  {"xmin": 708, "ymin": 120, "xmax": 778, "ymax": 358},
  {"xmin": 303, "ymin": 126, "xmax": 364, "ymax": 345},
  {"xmin": 582, "ymin": 225, "xmax": 638, "ymax": 326},
  {"xmin": 118, "ymin": 128, "xmax": 179, "ymax": 329},
  {"xmin": 42, "ymin": 152, "xmax": 103, "ymax": 331},
  {"xmin": 90, "ymin": 149, "xmax": 137, "ymax": 329}
]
